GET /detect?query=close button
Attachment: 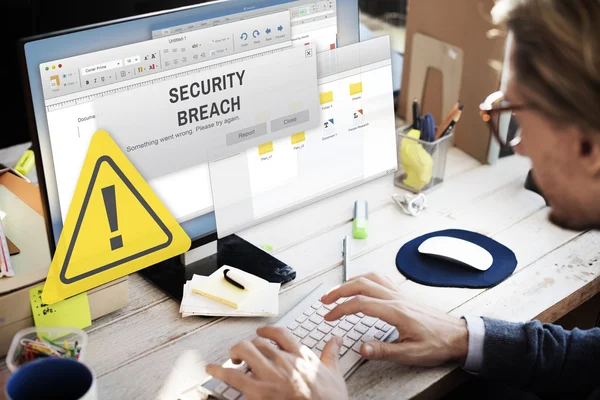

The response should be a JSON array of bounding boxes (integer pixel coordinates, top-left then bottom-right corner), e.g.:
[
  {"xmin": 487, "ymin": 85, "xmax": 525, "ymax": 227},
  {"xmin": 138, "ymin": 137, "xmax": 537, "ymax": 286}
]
[{"xmin": 270, "ymin": 110, "xmax": 310, "ymax": 132}]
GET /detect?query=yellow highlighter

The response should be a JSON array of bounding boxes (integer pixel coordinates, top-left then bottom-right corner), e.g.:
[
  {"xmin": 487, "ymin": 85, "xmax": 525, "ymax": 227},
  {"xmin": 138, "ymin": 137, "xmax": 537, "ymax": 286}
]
[{"xmin": 15, "ymin": 146, "xmax": 35, "ymax": 176}]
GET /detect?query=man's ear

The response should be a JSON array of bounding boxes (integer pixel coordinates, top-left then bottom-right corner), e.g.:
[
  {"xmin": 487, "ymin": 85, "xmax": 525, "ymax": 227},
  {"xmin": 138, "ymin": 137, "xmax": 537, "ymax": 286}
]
[{"xmin": 580, "ymin": 134, "xmax": 600, "ymax": 178}]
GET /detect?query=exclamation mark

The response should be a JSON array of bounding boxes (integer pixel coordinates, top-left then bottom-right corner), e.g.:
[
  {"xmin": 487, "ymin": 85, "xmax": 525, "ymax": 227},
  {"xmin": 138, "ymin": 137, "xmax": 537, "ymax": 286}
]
[{"xmin": 102, "ymin": 185, "xmax": 123, "ymax": 251}]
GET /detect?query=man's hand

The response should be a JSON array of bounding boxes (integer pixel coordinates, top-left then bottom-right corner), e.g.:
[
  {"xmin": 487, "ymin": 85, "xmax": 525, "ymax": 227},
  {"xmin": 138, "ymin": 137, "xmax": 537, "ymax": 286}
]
[
  {"xmin": 320, "ymin": 273, "xmax": 469, "ymax": 367},
  {"xmin": 205, "ymin": 326, "xmax": 348, "ymax": 400}
]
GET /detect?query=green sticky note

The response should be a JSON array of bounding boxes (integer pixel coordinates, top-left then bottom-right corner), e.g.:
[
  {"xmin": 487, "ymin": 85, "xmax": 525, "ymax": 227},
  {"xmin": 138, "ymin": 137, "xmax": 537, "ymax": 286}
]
[
  {"xmin": 261, "ymin": 243, "xmax": 273, "ymax": 252},
  {"xmin": 29, "ymin": 285, "xmax": 92, "ymax": 329}
]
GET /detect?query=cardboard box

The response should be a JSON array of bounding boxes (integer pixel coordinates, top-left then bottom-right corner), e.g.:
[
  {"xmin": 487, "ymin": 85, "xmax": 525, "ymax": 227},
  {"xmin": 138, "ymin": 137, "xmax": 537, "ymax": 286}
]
[
  {"xmin": 398, "ymin": 0, "xmax": 507, "ymax": 163},
  {"xmin": 0, "ymin": 168, "xmax": 128, "ymax": 355}
]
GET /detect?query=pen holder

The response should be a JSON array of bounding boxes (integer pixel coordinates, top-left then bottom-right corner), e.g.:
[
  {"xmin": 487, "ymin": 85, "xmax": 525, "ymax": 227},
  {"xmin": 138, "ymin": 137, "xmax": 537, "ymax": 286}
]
[{"xmin": 394, "ymin": 126, "xmax": 453, "ymax": 193}]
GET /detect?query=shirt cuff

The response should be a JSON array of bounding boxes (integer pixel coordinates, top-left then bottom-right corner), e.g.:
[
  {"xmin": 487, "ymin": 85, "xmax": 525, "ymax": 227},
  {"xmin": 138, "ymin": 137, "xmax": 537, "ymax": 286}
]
[{"xmin": 461, "ymin": 315, "xmax": 485, "ymax": 373}]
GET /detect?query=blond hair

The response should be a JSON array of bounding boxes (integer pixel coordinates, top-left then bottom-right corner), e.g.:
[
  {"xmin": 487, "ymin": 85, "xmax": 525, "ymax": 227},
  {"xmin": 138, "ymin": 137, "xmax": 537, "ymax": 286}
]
[{"xmin": 492, "ymin": 0, "xmax": 600, "ymax": 134}]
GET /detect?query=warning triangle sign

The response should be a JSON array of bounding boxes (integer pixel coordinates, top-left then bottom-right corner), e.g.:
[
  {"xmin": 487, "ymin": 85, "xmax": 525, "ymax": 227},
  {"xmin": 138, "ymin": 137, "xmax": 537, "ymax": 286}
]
[{"xmin": 43, "ymin": 130, "xmax": 191, "ymax": 304}]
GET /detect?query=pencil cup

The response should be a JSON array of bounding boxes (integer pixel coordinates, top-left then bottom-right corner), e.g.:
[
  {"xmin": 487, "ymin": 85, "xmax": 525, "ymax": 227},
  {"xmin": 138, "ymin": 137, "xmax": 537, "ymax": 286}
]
[
  {"xmin": 394, "ymin": 126, "xmax": 453, "ymax": 193},
  {"xmin": 5, "ymin": 358, "xmax": 97, "ymax": 400}
]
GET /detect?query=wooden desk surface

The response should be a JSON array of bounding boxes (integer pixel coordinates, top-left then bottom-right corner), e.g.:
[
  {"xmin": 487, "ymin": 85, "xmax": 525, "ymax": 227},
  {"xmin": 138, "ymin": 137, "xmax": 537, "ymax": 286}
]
[{"xmin": 4, "ymin": 148, "xmax": 599, "ymax": 399}]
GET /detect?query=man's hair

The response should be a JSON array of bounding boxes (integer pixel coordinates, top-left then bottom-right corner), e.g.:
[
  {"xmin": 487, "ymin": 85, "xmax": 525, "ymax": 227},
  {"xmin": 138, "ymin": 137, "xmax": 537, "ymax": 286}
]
[{"xmin": 492, "ymin": 0, "xmax": 600, "ymax": 134}]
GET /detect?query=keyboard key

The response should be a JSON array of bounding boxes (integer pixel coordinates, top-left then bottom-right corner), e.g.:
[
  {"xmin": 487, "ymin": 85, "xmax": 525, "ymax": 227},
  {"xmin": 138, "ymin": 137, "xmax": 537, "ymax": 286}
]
[
  {"xmin": 223, "ymin": 387, "xmax": 241, "ymax": 400},
  {"xmin": 361, "ymin": 317, "xmax": 377, "ymax": 327},
  {"xmin": 381, "ymin": 323, "xmax": 392, "ymax": 332},
  {"xmin": 302, "ymin": 337, "xmax": 318, "ymax": 348},
  {"xmin": 335, "ymin": 297, "xmax": 347, "ymax": 305},
  {"xmin": 311, "ymin": 301, "xmax": 322, "ymax": 310},
  {"xmin": 296, "ymin": 314, "xmax": 308, "ymax": 323},
  {"xmin": 323, "ymin": 333, "xmax": 333, "ymax": 343},
  {"xmin": 317, "ymin": 323, "xmax": 332, "ymax": 334},
  {"xmin": 324, "ymin": 319, "xmax": 340, "ymax": 327},
  {"xmin": 301, "ymin": 321, "xmax": 317, "ymax": 332},
  {"xmin": 317, "ymin": 308, "xmax": 329, "ymax": 317},
  {"xmin": 375, "ymin": 331, "xmax": 384, "ymax": 340},
  {"xmin": 339, "ymin": 349, "xmax": 362, "ymax": 372},
  {"xmin": 339, "ymin": 346, "xmax": 349, "ymax": 356},
  {"xmin": 345, "ymin": 315, "xmax": 360, "ymax": 325},
  {"xmin": 239, "ymin": 395, "xmax": 248, "ymax": 400},
  {"xmin": 323, "ymin": 303, "xmax": 336, "ymax": 310},
  {"xmin": 343, "ymin": 337, "xmax": 355, "ymax": 348},
  {"xmin": 287, "ymin": 322, "xmax": 299, "ymax": 331},
  {"xmin": 331, "ymin": 327, "xmax": 345, "ymax": 337},
  {"xmin": 309, "ymin": 315, "xmax": 323, "ymax": 325},
  {"xmin": 292, "ymin": 335, "xmax": 302, "ymax": 343},
  {"xmin": 293, "ymin": 327, "xmax": 310, "ymax": 339},
  {"xmin": 352, "ymin": 341, "xmax": 363, "ymax": 353},
  {"xmin": 215, "ymin": 382, "xmax": 230, "ymax": 394},
  {"xmin": 354, "ymin": 324, "xmax": 368, "ymax": 334},
  {"xmin": 303, "ymin": 308, "xmax": 315, "ymax": 316},
  {"xmin": 347, "ymin": 330, "xmax": 362, "ymax": 341},
  {"xmin": 313, "ymin": 348, "xmax": 322, "ymax": 358},
  {"xmin": 375, "ymin": 321, "xmax": 385, "ymax": 330},
  {"xmin": 338, "ymin": 321, "xmax": 354, "ymax": 331},
  {"xmin": 310, "ymin": 330, "xmax": 326, "ymax": 341},
  {"xmin": 356, "ymin": 312, "xmax": 365, "ymax": 318},
  {"xmin": 316, "ymin": 341, "xmax": 326, "ymax": 351}
]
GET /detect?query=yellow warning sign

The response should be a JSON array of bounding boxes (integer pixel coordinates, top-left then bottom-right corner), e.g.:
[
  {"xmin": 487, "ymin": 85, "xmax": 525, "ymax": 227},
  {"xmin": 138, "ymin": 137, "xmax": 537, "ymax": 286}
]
[{"xmin": 42, "ymin": 130, "xmax": 191, "ymax": 304}]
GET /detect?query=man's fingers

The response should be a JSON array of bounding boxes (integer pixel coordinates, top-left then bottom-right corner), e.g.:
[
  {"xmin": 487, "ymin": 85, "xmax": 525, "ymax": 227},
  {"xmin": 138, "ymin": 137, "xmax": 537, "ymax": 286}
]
[
  {"xmin": 320, "ymin": 277, "xmax": 397, "ymax": 305},
  {"xmin": 359, "ymin": 341, "xmax": 423, "ymax": 365},
  {"xmin": 324, "ymin": 296, "xmax": 399, "ymax": 323},
  {"xmin": 205, "ymin": 364, "xmax": 255, "ymax": 393},
  {"xmin": 252, "ymin": 338, "xmax": 292, "ymax": 371},
  {"xmin": 256, "ymin": 326, "xmax": 301, "ymax": 355},
  {"xmin": 229, "ymin": 341, "xmax": 277, "ymax": 380},
  {"xmin": 320, "ymin": 336, "xmax": 343, "ymax": 371},
  {"xmin": 349, "ymin": 272, "xmax": 398, "ymax": 292}
]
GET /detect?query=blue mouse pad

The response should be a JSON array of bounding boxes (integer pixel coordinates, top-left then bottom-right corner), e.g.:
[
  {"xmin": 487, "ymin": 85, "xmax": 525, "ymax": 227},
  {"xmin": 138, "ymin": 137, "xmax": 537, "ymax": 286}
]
[{"xmin": 396, "ymin": 229, "xmax": 517, "ymax": 288}]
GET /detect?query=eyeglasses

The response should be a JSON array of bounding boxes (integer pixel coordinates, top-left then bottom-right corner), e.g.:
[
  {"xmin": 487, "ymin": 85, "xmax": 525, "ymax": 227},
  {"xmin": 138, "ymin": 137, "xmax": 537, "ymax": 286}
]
[{"xmin": 479, "ymin": 91, "xmax": 526, "ymax": 149}]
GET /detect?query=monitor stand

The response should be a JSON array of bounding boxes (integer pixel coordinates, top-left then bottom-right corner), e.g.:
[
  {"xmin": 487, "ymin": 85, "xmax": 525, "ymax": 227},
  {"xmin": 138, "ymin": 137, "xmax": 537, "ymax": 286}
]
[{"xmin": 138, "ymin": 234, "xmax": 296, "ymax": 301}]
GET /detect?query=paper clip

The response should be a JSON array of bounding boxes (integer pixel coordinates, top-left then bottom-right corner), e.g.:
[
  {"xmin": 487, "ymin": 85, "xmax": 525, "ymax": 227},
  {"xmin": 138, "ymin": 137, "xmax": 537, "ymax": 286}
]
[{"xmin": 392, "ymin": 193, "xmax": 428, "ymax": 217}]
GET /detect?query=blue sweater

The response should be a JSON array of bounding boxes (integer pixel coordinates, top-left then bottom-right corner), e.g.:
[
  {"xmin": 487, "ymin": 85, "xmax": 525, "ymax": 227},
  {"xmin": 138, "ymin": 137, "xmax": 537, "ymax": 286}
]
[{"xmin": 481, "ymin": 317, "xmax": 600, "ymax": 399}]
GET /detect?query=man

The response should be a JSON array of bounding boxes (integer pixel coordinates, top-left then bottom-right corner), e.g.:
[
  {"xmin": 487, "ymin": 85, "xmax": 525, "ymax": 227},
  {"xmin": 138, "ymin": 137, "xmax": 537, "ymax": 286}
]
[{"xmin": 206, "ymin": 0, "xmax": 600, "ymax": 398}]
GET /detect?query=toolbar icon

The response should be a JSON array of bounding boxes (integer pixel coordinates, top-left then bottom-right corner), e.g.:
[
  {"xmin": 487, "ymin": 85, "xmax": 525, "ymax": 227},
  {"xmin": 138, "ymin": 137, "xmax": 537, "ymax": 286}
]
[
  {"xmin": 266, "ymin": 28, "xmax": 271, "ymax": 34},
  {"xmin": 240, "ymin": 32, "xmax": 248, "ymax": 40},
  {"xmin": 253, "ymin": 30, "xmax": 260, "ymax": 38},
  {"xmin": 277, "ymin": 25, "xmax": 283, "ymax": 31},
  {"xmin": 50, "ymin": 75, "xmax": 60, "ymax": 88}
]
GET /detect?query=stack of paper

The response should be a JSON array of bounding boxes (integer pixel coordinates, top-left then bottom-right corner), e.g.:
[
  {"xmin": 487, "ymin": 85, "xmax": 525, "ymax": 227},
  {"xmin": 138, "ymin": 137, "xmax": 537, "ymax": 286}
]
[{"xmin": 179, "ymin": 266, "xmax": 280, "ymax": 317}]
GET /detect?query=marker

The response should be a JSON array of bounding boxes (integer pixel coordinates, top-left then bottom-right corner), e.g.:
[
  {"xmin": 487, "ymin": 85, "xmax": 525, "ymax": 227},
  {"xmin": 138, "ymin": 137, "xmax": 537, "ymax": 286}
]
[{"xmin": 223, "ymin": 268, "xmax": 251, "ymax": 290}]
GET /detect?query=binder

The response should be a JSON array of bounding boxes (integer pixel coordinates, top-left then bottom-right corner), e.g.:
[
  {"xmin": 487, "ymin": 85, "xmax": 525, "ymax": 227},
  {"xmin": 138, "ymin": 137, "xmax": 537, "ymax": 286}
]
[
  {"xmin": 349, "ymin": 82, "xmax": 362, "ymax": 96},
  {"xmin": 319, "ymin": 91, "xmax": 334, "ymax": 104}
]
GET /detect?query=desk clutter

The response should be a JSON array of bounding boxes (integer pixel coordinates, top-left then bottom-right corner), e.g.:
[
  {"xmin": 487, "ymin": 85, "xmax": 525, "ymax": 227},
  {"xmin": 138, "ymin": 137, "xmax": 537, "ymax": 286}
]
[
  {"xmin": 180, "ymin": 266, "xmax": 280, "ymax": 317},
  {"xmin": 394, "ymin": 100, "xmax": 462, "ymax": 193}
]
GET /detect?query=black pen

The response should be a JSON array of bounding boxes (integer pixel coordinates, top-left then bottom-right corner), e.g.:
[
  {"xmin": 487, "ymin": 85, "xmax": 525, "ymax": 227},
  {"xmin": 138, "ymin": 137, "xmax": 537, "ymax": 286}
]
[
  {"xmin": 223, "ymin": 268, "xmax": 245, "ymax": 290},
  {"xmin": 412, "ymin": 98, "xmax": 420, "ymax": 130}
]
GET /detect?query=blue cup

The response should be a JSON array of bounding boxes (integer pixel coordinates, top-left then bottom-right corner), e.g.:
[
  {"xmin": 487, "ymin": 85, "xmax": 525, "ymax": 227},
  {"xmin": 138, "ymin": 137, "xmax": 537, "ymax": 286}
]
[{"xmin": 5, "ymin": 358, "xmax": 97, "ymax": 400}]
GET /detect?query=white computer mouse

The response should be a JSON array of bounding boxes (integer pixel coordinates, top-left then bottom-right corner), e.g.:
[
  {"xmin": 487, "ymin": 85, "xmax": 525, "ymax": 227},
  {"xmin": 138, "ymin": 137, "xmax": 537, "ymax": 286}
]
[{"xmin": 418, "ymin": 236, "xmax": 493, "ymax": 271}]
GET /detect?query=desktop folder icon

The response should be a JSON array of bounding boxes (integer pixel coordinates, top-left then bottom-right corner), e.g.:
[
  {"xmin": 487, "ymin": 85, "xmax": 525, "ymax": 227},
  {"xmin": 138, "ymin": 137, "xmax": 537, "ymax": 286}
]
[
  {"xmin": 349, "ymin": 82, "xmax": 362, "ymax": 96},
  {"xmin": 291, "ymin": 132, "xmax": 305, "ymax": 144},
  {"xmin": 258, "ymin": 141, "xmax": 274, "ymax": 155},
  {"xmin": 320, "ymin": 91, "xmax": 334, "ymax": 105}
]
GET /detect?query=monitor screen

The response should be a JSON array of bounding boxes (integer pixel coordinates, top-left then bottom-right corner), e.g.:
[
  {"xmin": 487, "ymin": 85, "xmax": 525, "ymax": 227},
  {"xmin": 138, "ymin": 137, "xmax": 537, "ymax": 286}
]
[{"xmin": 21, "ymin": 0, "xmax": 360, "ymax": 251}]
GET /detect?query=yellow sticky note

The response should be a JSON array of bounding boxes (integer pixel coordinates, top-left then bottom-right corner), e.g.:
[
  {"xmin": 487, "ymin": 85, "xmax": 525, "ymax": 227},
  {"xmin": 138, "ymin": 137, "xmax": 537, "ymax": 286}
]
[
  {"xmin": 258, "ymin": 142, "xmax": 273, "ymax": 155},
  {"xmin": 30, "ymin": 285, "xmax": 91, "ymax": 329},
  {"xmin": 291, "ymin": 132, "xmax": 305, "ymax": 144},
  {"xmin": 349, "ymin": 82, "xmax": 362, "ymax": 96},
  {"xmin": 192, "ymin": 268, "xmax": 249, "ymax": 309},
  {"xmin": 319, "ymin": 91, "xmax": 333, "ymax": 105}
]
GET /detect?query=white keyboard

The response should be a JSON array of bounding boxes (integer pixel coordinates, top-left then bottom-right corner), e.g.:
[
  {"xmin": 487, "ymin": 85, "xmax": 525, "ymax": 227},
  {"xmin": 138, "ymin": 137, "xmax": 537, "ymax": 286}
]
[{"xmin": 188, "ymin": 284, "xmax": 396, "ymax": 400}]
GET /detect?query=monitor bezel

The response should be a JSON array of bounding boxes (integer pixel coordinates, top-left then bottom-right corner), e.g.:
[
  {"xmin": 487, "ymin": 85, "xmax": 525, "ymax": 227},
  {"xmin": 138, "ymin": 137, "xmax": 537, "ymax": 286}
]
[{"xmin": 17, "ymin": 1, "xmax": 230, "ymax": 256}]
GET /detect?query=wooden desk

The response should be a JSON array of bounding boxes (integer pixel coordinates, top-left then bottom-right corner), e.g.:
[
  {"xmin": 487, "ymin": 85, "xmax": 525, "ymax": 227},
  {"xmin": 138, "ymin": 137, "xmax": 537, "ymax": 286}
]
[{"xmin": 4, "ymin": 148, "xmax": 599, "ymax": 399}]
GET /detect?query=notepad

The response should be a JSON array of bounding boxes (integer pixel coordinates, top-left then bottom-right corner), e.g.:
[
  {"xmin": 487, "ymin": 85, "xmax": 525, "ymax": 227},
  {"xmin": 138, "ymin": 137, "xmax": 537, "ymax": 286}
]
[
  {"xmin": 191, "ymin": 266, "xmax": 275, "ymax": 309},
  {"xmin": 181, "ymin": 269, "xmax": 280, "ymax": 317}
]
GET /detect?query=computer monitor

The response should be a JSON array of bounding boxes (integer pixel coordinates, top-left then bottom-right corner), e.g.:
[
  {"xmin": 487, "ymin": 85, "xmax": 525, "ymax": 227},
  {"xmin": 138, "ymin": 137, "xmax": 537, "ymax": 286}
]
[{"xmin": 19, "ymin": 0, "xmax": 362, "ymax": 299}]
